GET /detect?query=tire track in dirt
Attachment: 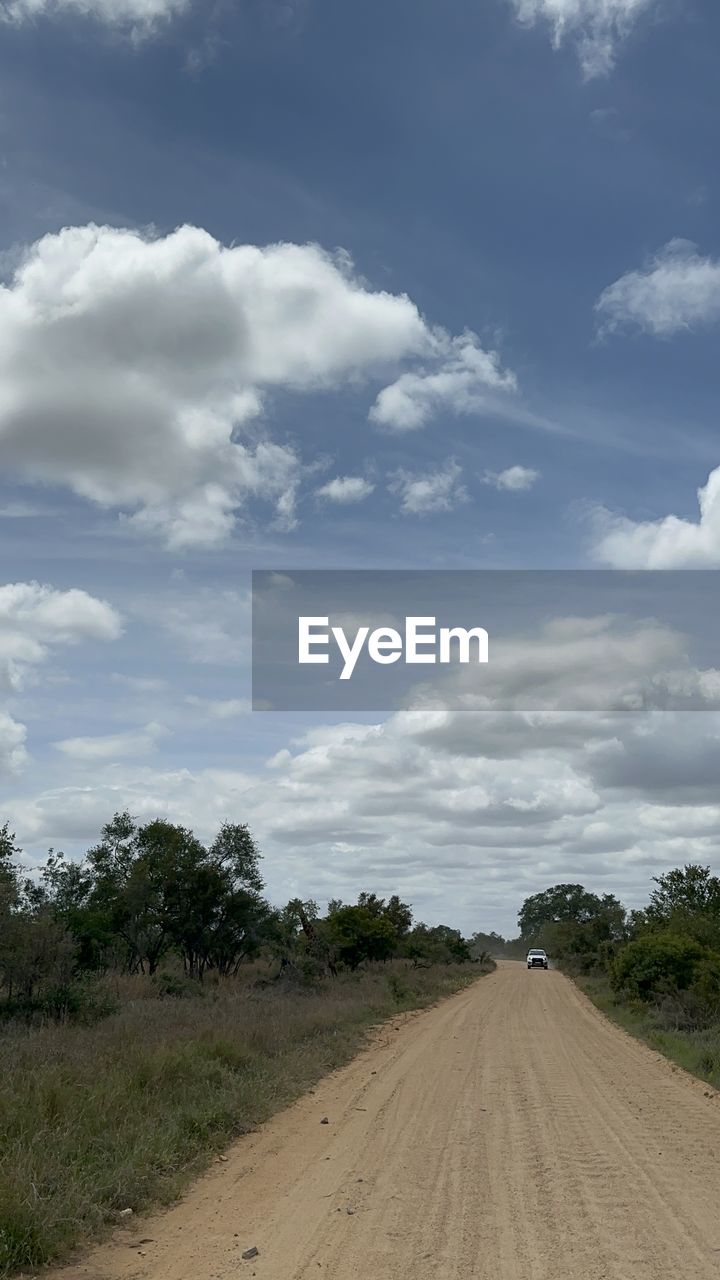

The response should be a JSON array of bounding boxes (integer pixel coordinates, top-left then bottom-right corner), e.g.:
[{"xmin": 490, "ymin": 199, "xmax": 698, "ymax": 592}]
[{"xmin": 52, "ymin": 963, "xmax": 720, "ymax": 1280}]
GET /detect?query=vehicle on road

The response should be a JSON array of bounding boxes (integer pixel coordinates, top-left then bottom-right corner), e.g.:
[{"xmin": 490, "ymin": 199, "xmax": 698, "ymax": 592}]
[{"xmin": 527, "ymin": 948, "xmax": 548, "ymax": 969}]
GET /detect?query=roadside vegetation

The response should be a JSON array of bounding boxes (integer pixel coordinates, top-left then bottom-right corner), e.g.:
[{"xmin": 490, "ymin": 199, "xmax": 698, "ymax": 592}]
[
  {"xmin": 512, "ymin": 870, "xmax": 720, "ymax": 1092},
  {"xmin": 0, "ymin": 816, "xmax": 493, "ymax": 1277}
]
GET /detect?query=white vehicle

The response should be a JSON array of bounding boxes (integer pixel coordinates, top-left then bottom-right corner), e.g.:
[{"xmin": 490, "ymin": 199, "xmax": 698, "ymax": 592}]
[{"xmin": 527, "ymin": 948, "xmax": 548, "ymax": 970}]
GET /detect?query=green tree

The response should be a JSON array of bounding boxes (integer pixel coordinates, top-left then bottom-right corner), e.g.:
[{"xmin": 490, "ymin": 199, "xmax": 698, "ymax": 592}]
[
  {"xmin": 470, "ymin": 930, "xmax": 506, "ymax": 958},
  {"xmin": 356, "ymin": 892, "xmax": 413, "ymax": 941},
  {"xmin": 403, "ymin": 923, "xmax": 472, "ymax": 966},
  {"xmin": 519, "ymin": 884, "xmax": 609, "ymax": 939},
  {"xmin": 0, "ymin": 823, "xmax": 22, "ymax": 998},
  {"xmin": 38, "ymin": 850, "xmax": 111, "ymax": 971},
  {"xmin": 611, "ymin": 933, "xmax": 709, "ymax": 1001},
  {"xmin": 644, "ymin": 865, "xmax": 720, "ymax": 949},
  {"xmin": 326, "ymin": 905, "xmax": 397, "ymax": 969}
]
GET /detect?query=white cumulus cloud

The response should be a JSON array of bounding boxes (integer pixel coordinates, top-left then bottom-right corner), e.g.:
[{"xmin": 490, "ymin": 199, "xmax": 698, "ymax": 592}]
[
  {"xmin": 0, "ymin": 711, "xmax": 27, "ymax": 776},
  {"xmin": 369, "ymin": 333, "xmax": 516, "ymax": 431},
  {"xmin": 592, "ymin": 466, "xmax": 720, "ymax": 568},
  {"xmin": 0, "ymin": 581, "xmax": 122, "ymax": 693},
  {"xmin": 315, "ymin": 475, "xmax": 375, "ymax": 504},
  {"xmin": 508, "ymin": 0, "xmax": 659, "ymax": 78},
  {"xmin": 483, "ymin": 465, "xmax": 539, "ymax": 491},
  {"xmin": 596, "ymin": 239, "xmax": 720, "ymax": 337},
  {"xmin": 388, "ymin": 459, "xmax": 468, "ymax": 516},
  {"xmin": 0, "ymin": 224, "xmax": 514, "ymax": 548},
  {"xmin": 0, "ymin": 581, "xmax": 122, "ymax": 775}
]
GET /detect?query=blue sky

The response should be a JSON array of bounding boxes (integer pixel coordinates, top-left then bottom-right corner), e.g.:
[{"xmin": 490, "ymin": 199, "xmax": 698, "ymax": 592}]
[{"xmin": 3, "ymin": 0, "xmax": 720, "ymax": 935}]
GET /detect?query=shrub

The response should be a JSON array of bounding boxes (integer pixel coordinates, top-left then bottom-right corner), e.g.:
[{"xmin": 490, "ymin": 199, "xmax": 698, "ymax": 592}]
[
  {"xmin": 610, "ymin": 933, "xmax": 712, "ymax": 1001},
  {"xmin": 386, "ymin": 972, "xmax": 411, "ymax": 1002},
  {"xmin": 0, "ymin": 979, "xmax": 119, "ymax": 1027},
  {"xmin": 152, "ymin": 971, "xmax": 201, "ymax": 1000}
]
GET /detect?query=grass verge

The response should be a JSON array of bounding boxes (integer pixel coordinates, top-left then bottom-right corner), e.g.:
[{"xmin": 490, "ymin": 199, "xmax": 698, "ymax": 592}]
[
  {"xmin": 0, "ymin": 961, "xmax": 490, "ymax": 1276},
  {"xmin": 574, "ymin": 972, "xmax": 720, "ymax": 1091}
]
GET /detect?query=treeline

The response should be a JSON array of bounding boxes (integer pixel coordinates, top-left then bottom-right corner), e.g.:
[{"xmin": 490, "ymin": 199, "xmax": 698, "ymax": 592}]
[
  {"xmin": 517, "ymin": 869, "xmax": 720, "ymax": 1029},
  {"xmin": 0, "ymin": 814, "xmax": 487, "ymax": 1022}
]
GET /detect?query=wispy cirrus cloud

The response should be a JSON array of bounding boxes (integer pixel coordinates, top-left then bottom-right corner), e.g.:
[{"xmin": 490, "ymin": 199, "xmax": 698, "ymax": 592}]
[{"xmin": 54, "ymin": 721, "xmax": 166, "ymax": 761}]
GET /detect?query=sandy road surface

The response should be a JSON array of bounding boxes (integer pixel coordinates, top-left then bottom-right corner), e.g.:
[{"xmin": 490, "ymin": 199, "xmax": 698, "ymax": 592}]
[{"xmin": 54, "ymin": 962, "xmax": 720, "ymax": 1280}]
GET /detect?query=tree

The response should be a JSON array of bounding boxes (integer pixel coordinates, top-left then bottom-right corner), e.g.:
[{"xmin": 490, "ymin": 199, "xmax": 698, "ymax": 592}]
[
  {"xmin": 382, "ymin": 895, "xmax": 413, "ymax": 939},
  {"xmin": 1, "ymin": 826, "xmax": 78, "ymax": 1006},
  {"xmin": 518, "ymin": 884, "xmax": 610, "ymax": 939},
  {"xmin": 470, "ymin": 930, "xmax": 506, "ymax": 958},
  {"xmin": 644, "ymin": 866, "xmax": 720, "ymax": 949},
  {"xmin": 326, "ymin": 905, "xmax": 397, "ymax": 969},
  {"xmin": 356, "ymin": 892, "xmax": 413, "ymax": 941},
  {"xmin": 42, "ymin": 812, "xmax": 272, "ymax": 979},
  {"xmin": 403, "ymin": 923, "xmax": 472, "ymax": 966},
  {"xmin": 0, "ymin": 822, "xmax": 20, "ymax": 914},
  {"xmin": 128, "ymin": 818, "xmax": 269, "ymax": 978},
  {"xmin": 0, "ymin": 823, "xmax": 22, "ymax": 998},
  {"xmin": 517, "ymin": 883, "xmax": 626, "ymax": 971},
  {"xmin": 38, "ymin": 850, "xmax": 111, "ymax": 971},
  {"xmin": 611, "ymin": 933, "xmax": 710, "ymax": 1001}
]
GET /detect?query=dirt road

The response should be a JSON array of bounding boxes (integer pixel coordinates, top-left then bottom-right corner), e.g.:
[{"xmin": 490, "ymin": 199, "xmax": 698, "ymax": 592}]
[{"xmin": 55, "ymin": 963, "xmax": 720, "ymax": 1280}]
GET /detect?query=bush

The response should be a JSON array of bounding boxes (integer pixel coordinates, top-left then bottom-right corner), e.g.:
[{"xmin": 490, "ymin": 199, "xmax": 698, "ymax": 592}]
[
  {"xmin": 610, "ymin": 933, "xmax": 713, "ymax": 1001},
  {"xmin": 386, "ymin": 972, "xmax": 411, "ymax": 1002},
  {"xmin": 152, "ymin": 971, "xmax": 202, "ymax": 1000},
  {"xmin": 0, "ymin": 979, "xmax": 119, "ymax": 1027}
]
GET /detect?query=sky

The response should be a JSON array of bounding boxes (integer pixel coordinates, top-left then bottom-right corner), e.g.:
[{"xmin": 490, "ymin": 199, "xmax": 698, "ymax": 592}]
[{"xmin": 2, "ymin": 0, "xmax": 720, "ymax": 936}]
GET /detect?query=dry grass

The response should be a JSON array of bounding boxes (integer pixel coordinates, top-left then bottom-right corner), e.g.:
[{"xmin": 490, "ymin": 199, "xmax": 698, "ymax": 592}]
[
  {"xmin": 0, "ymin": 961, "xmax": 489, "ymax": 1276},
  {"xmin": 575, "ymin": 972, "xmax": 720, "ymax": 1091}
]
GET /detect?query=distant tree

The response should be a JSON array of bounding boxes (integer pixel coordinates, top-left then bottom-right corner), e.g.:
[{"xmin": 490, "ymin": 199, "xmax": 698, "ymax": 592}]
[
  {"xmin": 403, "ymin": 923, "xmax": 472, "ymax": 967},
  {"xmin": 0, "ymin": 822, "xmax": 20, "ymax": 917},
  {"xmin": 38, "ymin": 850, "xmax": 110, "ymax": 971},
  {"xmin": 382, "ymin": 894, "xmax": 413, "ymax": 938},
  {"xmin": 518, "ymin": 883, "xmax": 626, "ymax": 971},
  {"xmin": 518, "ymin": 884, "xmax": 609, "ymax": 939},
  {"xmin": 40, "ymin": 812, "xmax": 272, "ymax": 979},
  {"xmin": 0, "ymin": 823, "xmax": 22, "ymax": 997},
  {"xmin": 356, "ymin": 892, "xmax": 413, "ymax": 940},
  {"xmin": 326, "ymin": 905, "xmax": 396, "ymax": 970},
  {"xmin": 276, "ymin": 899, "xmax": 338, "ymax": 978},
  {"xmin": 470, "ymin": 930, "xmax": 506, "ymax": 958},
  {"xmin": 1, "ymin": 825, "xmax": 77, "ymax": 1005}
]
